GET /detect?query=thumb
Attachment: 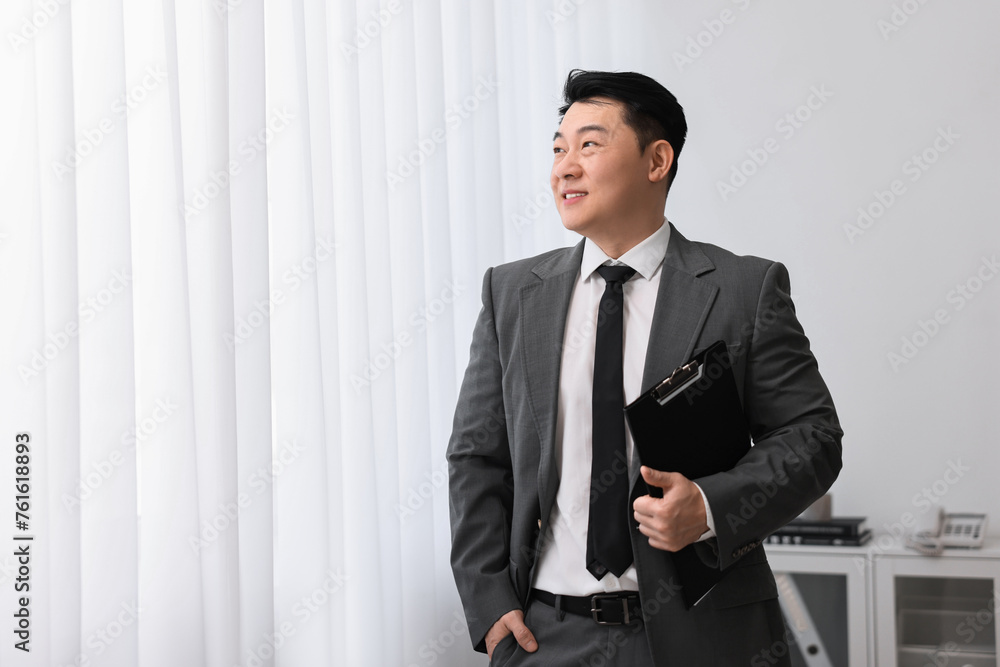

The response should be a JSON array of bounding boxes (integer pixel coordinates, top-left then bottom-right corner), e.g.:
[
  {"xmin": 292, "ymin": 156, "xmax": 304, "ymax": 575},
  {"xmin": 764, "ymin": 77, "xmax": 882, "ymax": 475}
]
[
  {"xmin": 508, "ymin": 612, "xmax": 538, "ymax": 653},
  {"xmin": 641, "ymin": 465, "xmax": 676, "ymax": 489}
]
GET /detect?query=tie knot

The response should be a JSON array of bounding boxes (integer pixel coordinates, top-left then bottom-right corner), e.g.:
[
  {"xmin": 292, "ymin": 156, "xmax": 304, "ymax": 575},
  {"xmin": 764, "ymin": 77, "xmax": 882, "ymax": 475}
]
[{"xmin": 596, "ymin": 264, "xmax": 636, "ymax": 287}]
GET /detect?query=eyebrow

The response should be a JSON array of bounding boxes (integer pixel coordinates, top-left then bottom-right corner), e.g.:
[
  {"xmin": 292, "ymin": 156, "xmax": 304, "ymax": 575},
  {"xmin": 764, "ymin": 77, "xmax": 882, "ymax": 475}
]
[{"xmin": 552, "ymin": 124, "xmax": 609, "ymax": 141}]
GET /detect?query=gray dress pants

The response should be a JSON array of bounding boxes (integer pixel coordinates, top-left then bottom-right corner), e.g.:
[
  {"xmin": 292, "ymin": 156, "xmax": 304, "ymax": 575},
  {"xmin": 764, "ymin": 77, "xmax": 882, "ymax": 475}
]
[{"xmin": 489, "ymin": 596, "xmax": 655, "ymax": 667}]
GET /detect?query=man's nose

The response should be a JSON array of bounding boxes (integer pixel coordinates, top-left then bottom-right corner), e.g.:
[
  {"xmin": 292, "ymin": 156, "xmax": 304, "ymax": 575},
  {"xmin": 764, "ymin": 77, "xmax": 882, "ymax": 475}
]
[{"xmin": 557, "ymin": 151, "xmax": 582, "ymax": 179}]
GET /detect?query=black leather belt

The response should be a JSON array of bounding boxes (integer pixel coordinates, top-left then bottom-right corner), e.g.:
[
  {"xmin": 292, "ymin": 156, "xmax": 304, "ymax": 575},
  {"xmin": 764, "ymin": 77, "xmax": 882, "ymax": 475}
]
[{"xmin": 531, "ymin": 588, "xmax": 642, "ymax": 626}]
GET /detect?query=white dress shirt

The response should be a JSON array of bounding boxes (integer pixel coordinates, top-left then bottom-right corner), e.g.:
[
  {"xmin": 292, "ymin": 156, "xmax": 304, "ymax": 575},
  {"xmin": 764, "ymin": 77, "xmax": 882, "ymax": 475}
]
[{"xmin": 533, "ymin": 220, "xmax": 716, "ymax": 595}]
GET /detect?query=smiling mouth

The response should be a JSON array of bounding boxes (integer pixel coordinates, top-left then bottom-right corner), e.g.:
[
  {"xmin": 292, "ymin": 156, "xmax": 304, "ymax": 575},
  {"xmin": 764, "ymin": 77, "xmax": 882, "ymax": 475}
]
[{"xmin": 564, "ymin": 192, "xmax": 587, "ymax": 200}]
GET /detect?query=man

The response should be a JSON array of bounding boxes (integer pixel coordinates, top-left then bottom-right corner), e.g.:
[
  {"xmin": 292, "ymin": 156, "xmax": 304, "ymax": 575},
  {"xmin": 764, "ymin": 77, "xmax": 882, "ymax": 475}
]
[{"xmin": 447, "ymin": 70, "xmax": 842, "ymax": 665}]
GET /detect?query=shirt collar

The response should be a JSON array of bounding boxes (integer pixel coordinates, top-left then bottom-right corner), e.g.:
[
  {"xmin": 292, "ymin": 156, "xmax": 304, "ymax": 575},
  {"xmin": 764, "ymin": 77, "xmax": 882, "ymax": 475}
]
[{"xmin": 581, "ymin": 218, "xmax": 671, "ymax": 282}]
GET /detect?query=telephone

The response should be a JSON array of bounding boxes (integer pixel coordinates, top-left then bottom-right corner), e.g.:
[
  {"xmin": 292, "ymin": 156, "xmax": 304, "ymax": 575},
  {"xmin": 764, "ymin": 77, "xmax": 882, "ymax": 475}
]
[{"xmin": 905, "ymin": 509, "xmax": 988, "ymax": 556}]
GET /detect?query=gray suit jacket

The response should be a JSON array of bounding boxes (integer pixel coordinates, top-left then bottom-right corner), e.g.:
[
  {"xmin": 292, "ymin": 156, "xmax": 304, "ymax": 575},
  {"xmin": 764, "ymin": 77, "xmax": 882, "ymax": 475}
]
[{"xmin": 447, "ymin": 224, "xmax": 843, "ymax": 664}]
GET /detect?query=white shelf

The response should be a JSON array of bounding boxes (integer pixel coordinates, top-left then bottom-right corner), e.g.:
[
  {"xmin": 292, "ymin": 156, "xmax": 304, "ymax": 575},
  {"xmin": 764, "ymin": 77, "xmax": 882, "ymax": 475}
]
[
  {"xmin": 766, "ymin": 534, "xmax": 1000, "ymax": 667},
  {"xmin": 766, "ymin": 535, "xmax": 1000, "ymax": 558}
]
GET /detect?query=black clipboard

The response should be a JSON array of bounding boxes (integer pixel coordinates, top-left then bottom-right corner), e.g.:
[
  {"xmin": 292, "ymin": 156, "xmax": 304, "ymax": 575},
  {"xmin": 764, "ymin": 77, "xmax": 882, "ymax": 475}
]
[{"xmin": 624, "ymin": 340, "xmax": 751, "ymax": 608}]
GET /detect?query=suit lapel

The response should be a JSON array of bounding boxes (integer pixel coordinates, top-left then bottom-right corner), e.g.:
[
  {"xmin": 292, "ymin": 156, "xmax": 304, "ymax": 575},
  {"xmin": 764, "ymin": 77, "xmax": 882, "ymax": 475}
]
[
  {"xmin": 520, "ymin": 241, "xmax": 584, "ymax": 523},
  {"xmin": 631, "ymin": 224, "xmax": 719, "ymax": 491}
]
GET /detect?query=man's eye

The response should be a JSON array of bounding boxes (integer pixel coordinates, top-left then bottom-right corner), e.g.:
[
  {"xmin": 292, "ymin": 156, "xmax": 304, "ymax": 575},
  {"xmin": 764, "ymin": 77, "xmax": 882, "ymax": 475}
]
[
  {"xmin": 583, "ymin": 141, "xmax": 596, "ymax": 147},
  {"xmin": 553, "ymin": 146, "xmax": 565, "ymax": 154}
]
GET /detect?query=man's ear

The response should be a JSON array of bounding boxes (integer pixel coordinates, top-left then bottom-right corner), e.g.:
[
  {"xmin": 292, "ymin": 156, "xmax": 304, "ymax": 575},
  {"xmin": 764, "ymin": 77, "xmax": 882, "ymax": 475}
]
[{"xmin": 647, "ymin": 140, "xmax": 674, "ymax": 185}]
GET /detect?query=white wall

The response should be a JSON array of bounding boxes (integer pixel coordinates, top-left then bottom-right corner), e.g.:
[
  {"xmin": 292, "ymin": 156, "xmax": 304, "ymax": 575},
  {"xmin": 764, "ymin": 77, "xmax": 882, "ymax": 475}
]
[{"xmin": 484, "ymin": 0, "xmax": 1000, "ymax": 538}]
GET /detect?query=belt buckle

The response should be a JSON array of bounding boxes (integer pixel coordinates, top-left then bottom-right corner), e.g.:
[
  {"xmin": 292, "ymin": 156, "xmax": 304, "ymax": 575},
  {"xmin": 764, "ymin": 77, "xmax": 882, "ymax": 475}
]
[{"xmin": 590, "ymin": 593, "xmax": 630, "ymax": 626}]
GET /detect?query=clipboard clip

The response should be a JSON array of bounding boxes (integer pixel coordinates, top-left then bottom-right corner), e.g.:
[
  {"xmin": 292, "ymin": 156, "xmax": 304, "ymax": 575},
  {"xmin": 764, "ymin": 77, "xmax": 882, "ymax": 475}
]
[{"xmin": 651, "ymin": 359, "xmax": 700, "ymax": 402}]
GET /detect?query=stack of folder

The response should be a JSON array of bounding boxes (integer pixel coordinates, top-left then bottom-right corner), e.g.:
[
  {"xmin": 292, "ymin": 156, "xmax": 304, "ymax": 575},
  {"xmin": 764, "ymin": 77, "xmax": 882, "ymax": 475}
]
[{"xmin": 766, "ymin": 517, "xmax": 871, "ymax": 547}]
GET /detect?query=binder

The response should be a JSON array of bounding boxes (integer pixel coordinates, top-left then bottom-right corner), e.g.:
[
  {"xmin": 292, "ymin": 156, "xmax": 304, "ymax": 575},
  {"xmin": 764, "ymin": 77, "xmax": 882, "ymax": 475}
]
[
  {"xmin": 624, "ymin": 339, "xmax": 751, "ymax": 608},
  {"xmin": 773, "ymin": 573, "xmax": 834, "ymax": 667}
]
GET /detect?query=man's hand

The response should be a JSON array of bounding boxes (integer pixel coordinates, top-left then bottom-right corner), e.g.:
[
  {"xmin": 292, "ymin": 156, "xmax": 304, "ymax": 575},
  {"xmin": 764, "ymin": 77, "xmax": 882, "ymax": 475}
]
[
  {"xmin": 485, "ymin": 609, "xmax": 537, "ymax": 659},
  {"xmin": 632, "ymin": 466, "xmax": 708, "ymax": 552}
]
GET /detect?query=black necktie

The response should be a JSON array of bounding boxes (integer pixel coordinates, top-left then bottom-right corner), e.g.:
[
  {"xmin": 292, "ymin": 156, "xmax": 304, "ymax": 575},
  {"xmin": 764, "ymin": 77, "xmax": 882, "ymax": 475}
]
[{"xmin": 586, "ymin": 264, "xmax": 636, "ymax": 579}]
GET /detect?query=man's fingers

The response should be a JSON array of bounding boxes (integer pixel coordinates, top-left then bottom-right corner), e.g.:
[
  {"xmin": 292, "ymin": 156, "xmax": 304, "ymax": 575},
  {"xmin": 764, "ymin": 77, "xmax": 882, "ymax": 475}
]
[
  {"xmin": 640, "ymin": 465, "xmax": 676, "ymax": 489},
  {"xmin": 509, "ymin": 613, "xmax": 538, "ymax": 653},
  {"xmin": 632, "ymin": 494, "xmax": 658, "ymax": 517},
  {"xmin": 485, "ymin": 610, "xmax": 517, "ymax": 658},
  {"xmin": 487, "ymin": 609, "xmax": 537, "ymax": 657}
]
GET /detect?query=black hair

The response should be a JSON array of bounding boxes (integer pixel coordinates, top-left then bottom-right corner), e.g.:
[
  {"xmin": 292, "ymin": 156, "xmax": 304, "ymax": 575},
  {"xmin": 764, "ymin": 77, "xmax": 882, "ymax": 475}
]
[{"xmin": 558, "ymin": 69, "xmax": 687, "ymax": 191}]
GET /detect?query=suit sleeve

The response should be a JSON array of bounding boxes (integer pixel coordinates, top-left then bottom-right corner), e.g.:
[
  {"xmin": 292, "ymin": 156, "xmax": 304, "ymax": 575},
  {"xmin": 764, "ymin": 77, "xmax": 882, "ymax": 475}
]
[
  {"xmin": 446, "ymin": 267, "xmax": 520, "ymax": 653},
  {"xmin": 696, "ymin": 261, "xmax": 843, "ymax": 570}
]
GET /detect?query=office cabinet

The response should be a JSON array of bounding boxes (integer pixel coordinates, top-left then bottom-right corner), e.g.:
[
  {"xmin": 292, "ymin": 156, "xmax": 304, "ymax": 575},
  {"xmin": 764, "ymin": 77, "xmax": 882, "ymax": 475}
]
[
  {"xmin": 767, "ymin": 538, "xmax": 1000, "ymax": 667},
  {"xmin": 768, "ymin": 544, "xmax": 873, "ymax": 666},
  {"xmin": 872, "ymin": 542, "xmax": 998, "ymax": 666}
]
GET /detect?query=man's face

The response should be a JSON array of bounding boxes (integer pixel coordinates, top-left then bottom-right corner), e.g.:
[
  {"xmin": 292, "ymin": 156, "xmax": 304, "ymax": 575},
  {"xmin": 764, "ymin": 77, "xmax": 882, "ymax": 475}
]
[{"xmin": 550, "ymin": 98, "xmax": 657, "ymax": 239}]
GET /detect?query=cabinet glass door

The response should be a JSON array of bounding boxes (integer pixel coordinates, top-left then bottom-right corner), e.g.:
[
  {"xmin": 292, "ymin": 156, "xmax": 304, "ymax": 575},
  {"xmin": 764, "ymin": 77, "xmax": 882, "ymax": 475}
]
[
  {"xmin": 874, "ymin": 552, "xmax": 1000, "ymax": 667},
  {"xmin": 777, "ymin": 572, "xmax": 850, "ymax": 667},
  {"xmin": 893, "ymin": 576, "xmax": 995, "ymax": 667},
  {"xmin": 768, "ymin": 547, "xmax": 870, "ymax": 666}
]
